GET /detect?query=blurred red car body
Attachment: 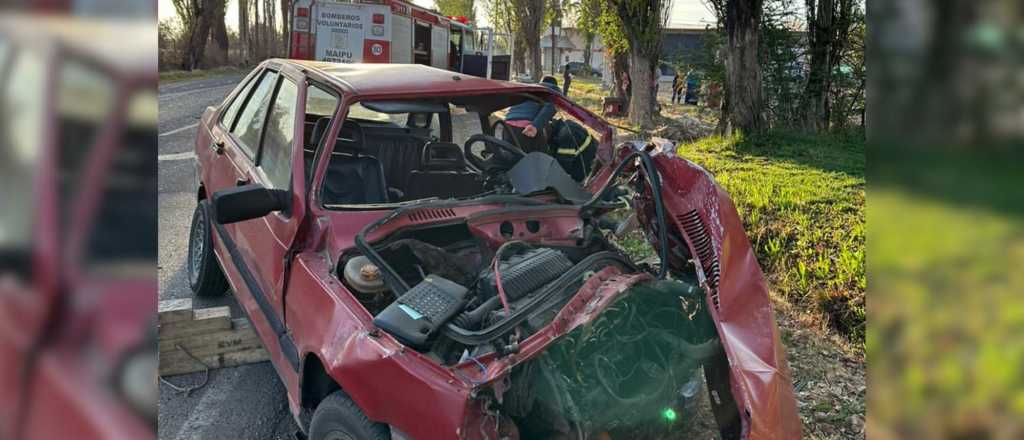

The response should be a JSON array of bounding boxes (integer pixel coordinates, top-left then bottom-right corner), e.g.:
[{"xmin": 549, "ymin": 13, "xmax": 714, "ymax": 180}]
[{"xmin": 0, "ymin": 16, "xmax": 156, "ymax": 440}]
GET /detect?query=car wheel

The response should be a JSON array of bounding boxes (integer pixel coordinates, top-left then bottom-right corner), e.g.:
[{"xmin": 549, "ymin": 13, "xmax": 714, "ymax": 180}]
[
  {"xmin": 187, "ymin": 201, "xmax": 228, "ymax": 297},
  {"xmin": 309, "ymin": 390, "xmax": 389, "ymax": 440}
]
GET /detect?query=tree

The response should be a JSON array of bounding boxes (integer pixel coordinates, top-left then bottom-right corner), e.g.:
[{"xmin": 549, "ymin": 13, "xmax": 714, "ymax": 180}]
[
  {"xmin": 722, "ymin": 0, "xmax": 765, "ymax": 134},
  {"xmin": 512, "ymin": 0, "xmax": 547, "ymax": 81},
  {"xmin": 174, "ymin": 0, "xmax": 224, "ymax": 70},
  {"xmin": 212, "ymin": 0, "xmax": 230, "ymax": 63},
  {"xmin": 547, "ymin": 0, "xmax": 563, "ymax": 75},
  {"xmin": 802, "ymin": 0, "xmax": 857, "ymax": 131},
  {"xmin": 569, "ymin": 0, "xmax": 601, "ymax": 70},
  {"xmin": 238, "ymin": 0, "xmax": 249, "ymax": 64},
  {"xmin": 282, "ymin": 0, "xmax": 293, "ymax": 55},
  {"xmin": 608, "ymin": 0, "xmax": 672, "ymax": 128},
  {"xmin": 435, "ymin": 0, "xmax": 476, "ymax": 23},
  {"xmin": 593, "ymin": 0, "xmax": 629, "ymax": 101}
]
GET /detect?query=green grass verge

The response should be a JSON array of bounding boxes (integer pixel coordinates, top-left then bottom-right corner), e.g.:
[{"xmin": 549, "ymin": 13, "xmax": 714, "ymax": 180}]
[
  {"xmin": 159, "ymin": 66, "xmax": 248, "ymax": 83},
  {"xmin": 677, "ymin": 131, "xmax": 866, "ymax": 340},
  {"xmin": 868, "ymin": 148, "xmax": 1024, "ymax": 438}
]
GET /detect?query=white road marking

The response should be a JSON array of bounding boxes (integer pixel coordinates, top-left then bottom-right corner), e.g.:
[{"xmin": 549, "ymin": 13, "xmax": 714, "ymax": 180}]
[
  {"xmin": 159, "ymin": 151, "xmax": 196, "ymax": 162},
  {"xmin": 160, "ymin": 122, "xmax": 199, "ymax": 137}
]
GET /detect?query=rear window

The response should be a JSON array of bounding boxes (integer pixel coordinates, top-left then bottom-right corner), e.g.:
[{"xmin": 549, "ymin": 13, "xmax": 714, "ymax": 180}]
[{"xmin": 346, "ymin": 102, "xmax": 392, "ymax": 123}]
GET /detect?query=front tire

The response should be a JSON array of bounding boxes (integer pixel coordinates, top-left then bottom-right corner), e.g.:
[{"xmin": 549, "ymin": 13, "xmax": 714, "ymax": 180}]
[
  {"xmin": 187, "ymin": 201, "xmax": 228, "ymax": 297},
  {"xmin": 309, "ymin": 390, "xmax": 389, "ymax": 440}
]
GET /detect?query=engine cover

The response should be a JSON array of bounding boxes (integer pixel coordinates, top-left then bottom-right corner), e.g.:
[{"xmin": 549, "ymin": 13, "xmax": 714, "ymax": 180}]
[{"xmin": 478, "ymin": 248, "xmax": 573, "ymax": 302}]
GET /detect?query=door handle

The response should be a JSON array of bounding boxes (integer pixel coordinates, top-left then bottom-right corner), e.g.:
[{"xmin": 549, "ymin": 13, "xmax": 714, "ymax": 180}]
[
  {"xmin": 213, "ymin": 140, "xmax": 225, "ymax": 155},
  {"xmin": 236, "ymin": 177, "xmax": 250, "ymax": 186}
]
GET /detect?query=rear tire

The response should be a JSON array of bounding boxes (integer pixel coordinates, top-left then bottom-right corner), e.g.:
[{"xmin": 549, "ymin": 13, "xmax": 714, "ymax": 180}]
[
  {"xmin": 188, "ymin": 201, "xmax": 228, "ymax": 297},
  {"xmin": 309, "ymin": 390, "xmax": 389, "ymax": 440}
]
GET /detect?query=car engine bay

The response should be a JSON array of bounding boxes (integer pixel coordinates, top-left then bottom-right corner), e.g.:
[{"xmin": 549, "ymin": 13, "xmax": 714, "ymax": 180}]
[{"xmin": 328, "ymin": 149, "xmax": 736, "ymax": 438}]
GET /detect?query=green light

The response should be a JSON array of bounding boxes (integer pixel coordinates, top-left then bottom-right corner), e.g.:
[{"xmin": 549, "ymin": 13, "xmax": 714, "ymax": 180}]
[{"xmin": 661, "ymin": 407, "xmax": 678, "ymax": 422}]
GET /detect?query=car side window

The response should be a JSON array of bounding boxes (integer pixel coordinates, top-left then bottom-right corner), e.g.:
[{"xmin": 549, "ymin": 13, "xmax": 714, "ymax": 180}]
[
  {"xmin": 257, "ymin": 77, "xmax": 297, "ymax": 191},
  {"xmin": 231, "ymin": 70, "xmax": 278, "ymax": 159},
  {"xmin": 220, "ymin": 72, "xmax": 257, "ymax": 131}
]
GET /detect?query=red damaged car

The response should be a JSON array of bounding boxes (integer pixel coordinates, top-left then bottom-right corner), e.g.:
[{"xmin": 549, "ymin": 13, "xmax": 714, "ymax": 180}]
[{"xmin": 188, "ymin": 60, "xmax": 801, "ymax": 440}]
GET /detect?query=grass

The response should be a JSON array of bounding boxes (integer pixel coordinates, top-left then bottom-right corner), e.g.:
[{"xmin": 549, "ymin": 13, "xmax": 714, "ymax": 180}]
[
  {"xmin": 159, "ymin": 66, "xmax": 248, "ymax": 83},
  {"xmin": 868, "ymin": 148, "xmax": 1024, "ymax": 439},
  {"xmin": 676, "ymin": 131, "xmax": 866, "ymax": 340}
]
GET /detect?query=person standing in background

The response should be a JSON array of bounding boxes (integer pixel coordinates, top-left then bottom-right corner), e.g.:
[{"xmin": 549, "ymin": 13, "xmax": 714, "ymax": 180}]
[
  {"xmin": 562, "ymin": 57, "xmax": 572, "ymax": 97},
  {"xmin": 671, "ymin": 71, "xmax": 683, "ymax": 104}
]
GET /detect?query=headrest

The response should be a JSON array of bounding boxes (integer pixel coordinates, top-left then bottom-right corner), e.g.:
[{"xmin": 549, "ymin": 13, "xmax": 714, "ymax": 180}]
[
  {"xmin": 421, "ymin": 142, "xmax": 465, "ymax": 171},
  {"xmin": 310, "ymin": 117, "xmax": 332, "ymax": 148}
]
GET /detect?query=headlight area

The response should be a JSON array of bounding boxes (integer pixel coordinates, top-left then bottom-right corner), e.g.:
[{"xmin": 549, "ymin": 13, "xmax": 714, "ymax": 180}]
[{"xmin": 461, "ymin": 280, "xmax": 726, "ymax": 439}]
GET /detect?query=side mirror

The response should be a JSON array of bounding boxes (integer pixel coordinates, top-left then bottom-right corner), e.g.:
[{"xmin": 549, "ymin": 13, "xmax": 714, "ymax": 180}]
[{"xmin": 212, "ymin": 184, "xmax": 289, "ymax": 224}]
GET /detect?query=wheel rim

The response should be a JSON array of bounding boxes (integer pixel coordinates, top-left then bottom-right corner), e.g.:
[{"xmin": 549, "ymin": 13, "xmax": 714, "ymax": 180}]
[{"xmin": 188, "ymin": 208, "xmax": 205, "ymax": 286}]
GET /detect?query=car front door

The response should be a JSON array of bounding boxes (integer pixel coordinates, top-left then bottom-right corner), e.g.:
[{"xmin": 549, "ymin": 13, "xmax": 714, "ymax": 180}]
[{"xmin": 207, "ymin": 65, "xmax": 309, "ymax": 371}]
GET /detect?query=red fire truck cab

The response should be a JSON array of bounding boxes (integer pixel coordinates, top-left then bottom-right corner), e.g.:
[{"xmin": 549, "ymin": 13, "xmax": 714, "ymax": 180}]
[{"xmin": 289, "ymin": 0, "xmax": 511, "ymax": 80}]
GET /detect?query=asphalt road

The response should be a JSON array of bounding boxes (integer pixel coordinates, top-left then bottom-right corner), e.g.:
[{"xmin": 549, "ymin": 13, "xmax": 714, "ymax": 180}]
[{"xmin": 157, "ymin": 73, "xmax": 300, "ymax": 440}]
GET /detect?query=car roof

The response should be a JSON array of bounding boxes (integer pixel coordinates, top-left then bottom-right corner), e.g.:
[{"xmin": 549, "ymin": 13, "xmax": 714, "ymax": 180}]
[
  {"xmin": 276, "ymin": 59, "xmax": 549, "ymax": 98},
  {"xmin": 0, "ymin": 14, "xmax": 156, "ymax": 77}
]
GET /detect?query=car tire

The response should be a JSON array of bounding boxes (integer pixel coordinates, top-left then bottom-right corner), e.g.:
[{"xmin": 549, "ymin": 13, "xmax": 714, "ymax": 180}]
[
  {"xmin": 309, "ymin": 390, "xmax": 389, "ymax": 440},
  {"xmin": 187, "ymin": 201, "xmax": 228, "ymax": 297}
]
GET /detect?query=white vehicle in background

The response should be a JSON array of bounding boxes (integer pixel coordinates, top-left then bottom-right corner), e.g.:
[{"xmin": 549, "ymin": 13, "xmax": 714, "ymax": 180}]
[{"xmin": 289, "ymin": 0, "xmax": 512, "ymax": 80}]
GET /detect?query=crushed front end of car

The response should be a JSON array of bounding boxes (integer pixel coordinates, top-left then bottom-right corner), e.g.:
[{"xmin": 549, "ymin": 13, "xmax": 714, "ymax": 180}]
[{"xmin": 332, "ymin": 141, "xmax": 800, "ymax": 440}]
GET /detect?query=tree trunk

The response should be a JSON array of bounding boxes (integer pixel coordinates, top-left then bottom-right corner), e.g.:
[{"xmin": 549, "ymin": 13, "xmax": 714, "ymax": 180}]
[
  {"xmin": 514, "ymin": 0, "xmax": 546, "ymax": 81},
  {"xmin": 527, "ymin": 33, "xmax": 543, "ymax": 80},
  {"xmin": 238, "ymin": 0, "xmax": 249, "ymax": 64},
  {"xmin": 182, "ymin": 0, "xmax": 216, "ymax": 70},
  {"xmin": 722, "ymin": 0, "xmax": 764, "ymax": 135},
  {"xmin": 802, "ymin": 0, "xmax": 834, "ymax": 132},
  {"xmin": 627, "ymin": 49, "xmax": 656, "ymax": 128},
  {"xmin": 212, "ymin": 0, "xmax": 230, "ymax": 63},
  {"xmin": 281, "ymin": 0, "xmax": 292, "ymax": 55},
  {"xmin": 610, "ymin": 50, "xmax": 629, "ymax": 101},
  {"xmin": 253, "ymin": 0, "xmax": 262, "ymax": 59},
  {"xmin": 513, "ymin": 33, "xmax": 526, "ymax": 76}
]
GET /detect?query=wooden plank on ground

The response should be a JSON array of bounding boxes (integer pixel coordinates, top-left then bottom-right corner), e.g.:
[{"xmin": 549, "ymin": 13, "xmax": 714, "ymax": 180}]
[
  {"xmin": 159, "ymin": 347, "xmax": 270, "ymax": 376},
  {"xmin": 158, "ymin": 306, "xmax": 231, "ymax": 340},
  {"xmin": 158, "ymin": 298, "xmax": 194, "ymax": 324},
  {"xmin": 159, "ymin": 319, "xmax": 262, "ymax": 354},
  {"xmin": 158, "ymin": 303, "xmax": 271, "ymax": 376}
]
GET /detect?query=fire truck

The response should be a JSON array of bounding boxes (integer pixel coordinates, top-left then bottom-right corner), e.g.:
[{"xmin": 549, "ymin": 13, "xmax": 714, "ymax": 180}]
[{"xmin": 289, "ymin": 0, "xmax": 512, "ymax": 80}]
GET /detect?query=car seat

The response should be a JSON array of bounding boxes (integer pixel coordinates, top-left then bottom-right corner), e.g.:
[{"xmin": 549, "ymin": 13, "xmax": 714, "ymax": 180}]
[
  {"xmin": 308, "ymin": 117, "xmax": 389, "ymax": 205},
  {"xmin": 403, "ymin": 142, "xmax": 482, "ymax": 200}
]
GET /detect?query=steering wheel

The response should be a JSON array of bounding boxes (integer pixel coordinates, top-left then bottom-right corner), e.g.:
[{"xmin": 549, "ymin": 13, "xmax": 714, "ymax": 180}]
[
  {"xmin": 490, "ymin": 119, "xmax": 524, "ymax": 151},
  {"xmin": 463, "ymin": 133, "xmax": 527, "ymax": 172}
]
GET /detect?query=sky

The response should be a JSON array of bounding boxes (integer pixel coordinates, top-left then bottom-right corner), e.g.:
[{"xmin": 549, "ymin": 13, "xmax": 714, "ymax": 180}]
[{"xmin": 159, "ymin": 0, "xmax": 719, "ymax": 31}]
